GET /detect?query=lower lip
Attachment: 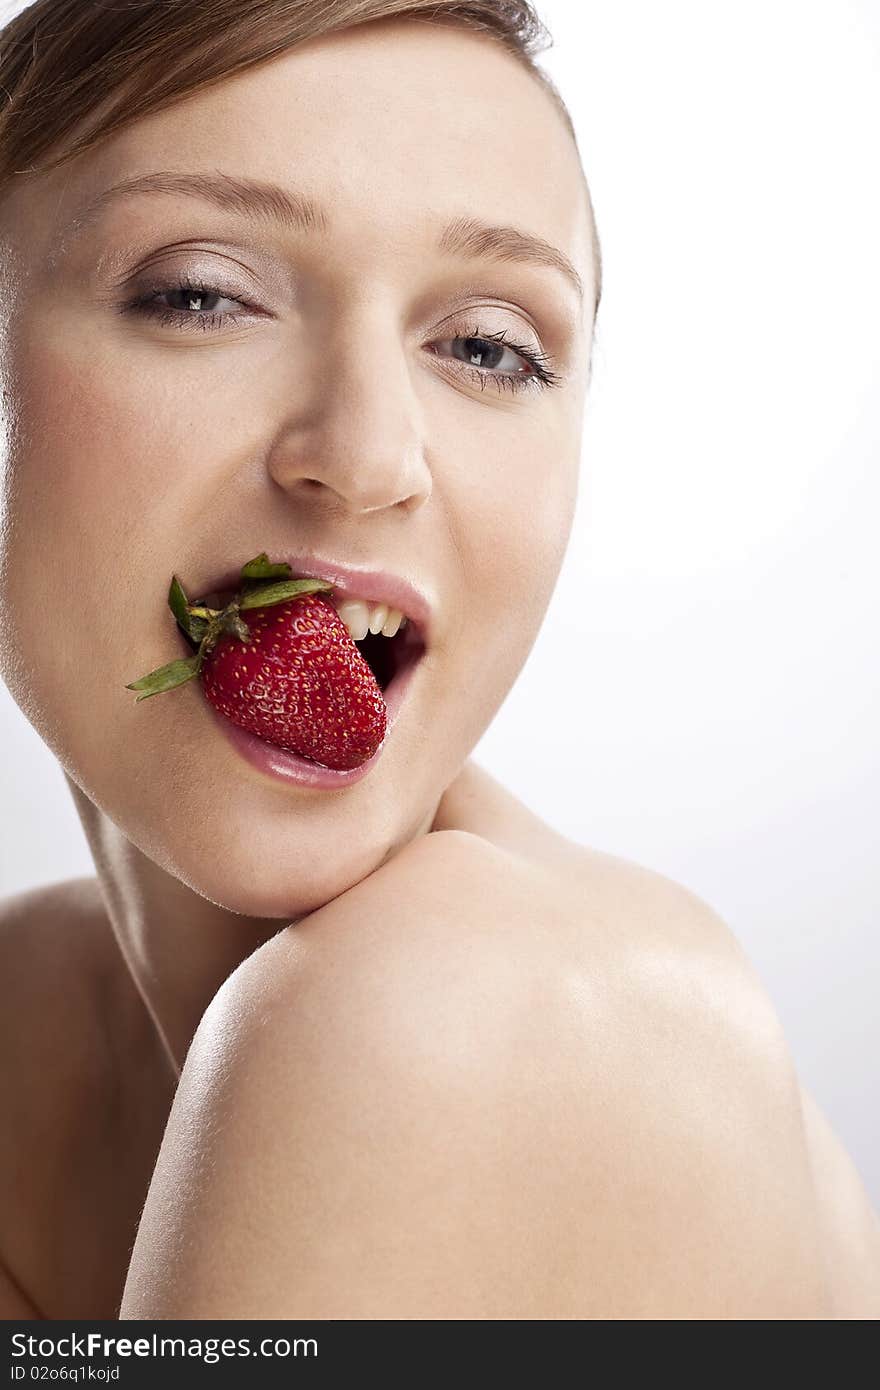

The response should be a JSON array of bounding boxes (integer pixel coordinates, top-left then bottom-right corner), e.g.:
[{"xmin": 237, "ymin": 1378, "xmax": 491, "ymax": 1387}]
[{"xmin": 204, "ymin": 644, "xmax": 424, "ymax": 789}]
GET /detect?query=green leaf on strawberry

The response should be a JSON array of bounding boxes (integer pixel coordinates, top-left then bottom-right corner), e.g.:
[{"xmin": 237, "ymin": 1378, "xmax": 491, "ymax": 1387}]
[
  {"xmin": 167, "ymin": 574, "xmax": 209, "ymax": 643},
  {"xmin": 238, "ymin": 577, "xmax": 334, "ymax": 610},
  {"xmin": 125, "ymin": 654, "xmax": 202, "ymax": 701},
  {"xmin": 239, "ymin": 551, "xmax": 293, "ymax": 582}
]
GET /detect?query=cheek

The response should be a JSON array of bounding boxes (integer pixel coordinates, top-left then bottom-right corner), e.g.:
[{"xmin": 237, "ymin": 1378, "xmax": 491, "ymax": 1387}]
[
  {"xmin": 0, "ymin": 318, "xmax": 211, "ymax": 746},
  {"xmin": 464, "ymin": 411, "xmax": 579, "ymax": 618},
  {"xmin": 10, "ymin": 319, "xmax": 196, "ymax": 525},
  {"xmin": 447, "ymin": 410, "xmax": 580, "ymax": 719},
  {"xmin": 0, "ymin": 310, "xmax": 248, "ymax": 626}
]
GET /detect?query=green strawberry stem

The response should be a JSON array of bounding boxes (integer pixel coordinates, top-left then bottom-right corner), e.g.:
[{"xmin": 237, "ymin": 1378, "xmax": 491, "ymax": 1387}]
[{"xmin": 124, "ymin": 552, "xmax": 334, "ymax": 702}]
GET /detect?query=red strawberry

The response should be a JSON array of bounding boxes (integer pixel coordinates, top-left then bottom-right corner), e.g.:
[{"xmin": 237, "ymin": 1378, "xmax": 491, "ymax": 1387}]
[
  {"xmin": 200, "ymin": 590, "xmax": 386, "ymax": 769},
  {"xmin": 125, "ymin": 552, "xmax": 387, "ymax": 770}
]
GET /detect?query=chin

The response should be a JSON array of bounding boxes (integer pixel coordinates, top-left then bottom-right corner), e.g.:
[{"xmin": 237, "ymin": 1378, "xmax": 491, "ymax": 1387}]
[{"xmin": 173, "ymin": 840, "xmax": 385, "ymax": 923}]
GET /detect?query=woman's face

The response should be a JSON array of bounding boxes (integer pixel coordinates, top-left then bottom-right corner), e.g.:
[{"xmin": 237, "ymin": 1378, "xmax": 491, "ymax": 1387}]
[{"xmin": 0, "ymin": 18, "xmax": 595, "ymax": 918}]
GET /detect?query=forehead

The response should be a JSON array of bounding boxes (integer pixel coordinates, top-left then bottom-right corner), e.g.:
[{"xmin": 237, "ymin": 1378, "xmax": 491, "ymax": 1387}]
[{"xmin": 8, "ymin": 18, "xmax": 591, "ymax": 298}]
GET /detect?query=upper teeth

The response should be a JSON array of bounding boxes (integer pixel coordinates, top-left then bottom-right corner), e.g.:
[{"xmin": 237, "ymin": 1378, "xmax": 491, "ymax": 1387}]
[{"xmin": 333, "ymin": 597, "xmax": 409, "ymax": 642}]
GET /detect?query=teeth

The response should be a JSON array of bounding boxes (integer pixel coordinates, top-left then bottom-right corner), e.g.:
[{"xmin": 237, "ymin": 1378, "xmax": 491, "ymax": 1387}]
[
  {"xmin": 368, "ymin": 603, "xmax": 389, "ymax": 635},
  {"xmin": 381, "ymin": 609, "xmax": 403, "ymax": 638},
  {"xmin": 333, "ymin": 597, "xmax": 407, "ymax": 642},
  {"xmin": 335, "ymin": 599, "xmax": 370, "ymax": 641}
]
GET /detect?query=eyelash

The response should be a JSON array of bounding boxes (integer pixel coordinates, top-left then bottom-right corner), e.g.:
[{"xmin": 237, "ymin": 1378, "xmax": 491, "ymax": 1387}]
[{"xmin": 120, "ymin": 275, "xmax": 563, "ymax": 394}]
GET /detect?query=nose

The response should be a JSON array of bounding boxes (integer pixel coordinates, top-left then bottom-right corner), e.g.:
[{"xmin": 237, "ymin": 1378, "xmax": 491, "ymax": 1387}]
[{"xmin": 266, "ymin": 311, "xmax": 433, "ymax": 517}]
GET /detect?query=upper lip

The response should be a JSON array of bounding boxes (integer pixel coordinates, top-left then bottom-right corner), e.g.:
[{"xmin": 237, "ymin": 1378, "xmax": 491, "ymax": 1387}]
[{"xmin": 191, "ymin": 552, "xmax": 434, "ymax": 647}]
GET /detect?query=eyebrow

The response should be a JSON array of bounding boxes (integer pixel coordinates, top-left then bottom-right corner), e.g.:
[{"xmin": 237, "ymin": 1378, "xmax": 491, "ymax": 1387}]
[{"xmin": 60, "ymin": 169, "xmax": 585, "ymax": 302}]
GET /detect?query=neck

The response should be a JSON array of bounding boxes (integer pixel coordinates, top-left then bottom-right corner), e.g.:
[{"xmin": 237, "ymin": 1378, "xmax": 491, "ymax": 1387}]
[{"xmin": 63, "ymin": 770, "xmax": 448, "ymax": 1079}]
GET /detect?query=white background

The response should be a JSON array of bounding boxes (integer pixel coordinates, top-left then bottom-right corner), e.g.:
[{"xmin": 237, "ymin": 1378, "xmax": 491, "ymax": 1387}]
[{"xmin": 1, "ymin": 1, "xmax": 878, "ymax": 1203}]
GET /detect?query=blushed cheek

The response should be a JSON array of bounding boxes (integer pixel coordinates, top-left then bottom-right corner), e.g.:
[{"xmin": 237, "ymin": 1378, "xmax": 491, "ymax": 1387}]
[
  {"xmin": 14, "ymin": 317, "xmax": 181, "ymax": 519},
  {"xmin": 3, "ymin": 310, "xmax": 221, "ymax": 607},
  {"xmin": 0, "ymin": 317, "xmax": 192, "ymax": 736}
]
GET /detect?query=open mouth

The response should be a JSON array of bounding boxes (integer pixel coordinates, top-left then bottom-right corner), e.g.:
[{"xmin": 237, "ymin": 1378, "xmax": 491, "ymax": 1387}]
[
  {"xmin": 193, "ymin": 585, "xmax": 426, "ymax": 696},
  {"xmin": 355, "ymin": 623, "xmax": 424, "ymax": 694}
]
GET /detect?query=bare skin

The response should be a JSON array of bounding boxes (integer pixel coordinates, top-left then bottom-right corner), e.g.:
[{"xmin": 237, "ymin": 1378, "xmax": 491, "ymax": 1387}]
[
  {"xmin": 0, "ymin": 18, "xmax": 877, "ymax": 1319},
  {"xmin": 2, "ymin": 761, "xmax": 879, "ymax": 1318},
  {"xmin": 0, "ymin": 15, "xmax": 596, "ymax": 1085}
]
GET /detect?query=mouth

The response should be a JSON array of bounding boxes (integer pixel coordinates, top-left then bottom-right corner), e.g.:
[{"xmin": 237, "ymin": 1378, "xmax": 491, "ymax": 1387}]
[
  {"xmin": 193, "ymin": 583, "xmax": 427, "ymax": 696},
  {"xmin": 124, "ymin": 549, "xmax": 432, "ymax": 778},
  {"xmin": 353, "ymin": 624, "xmax": 422, "ymax": 693},
  {"xmin": 194, "ymin": 552, "xmax": 433, "ymax": 638}
]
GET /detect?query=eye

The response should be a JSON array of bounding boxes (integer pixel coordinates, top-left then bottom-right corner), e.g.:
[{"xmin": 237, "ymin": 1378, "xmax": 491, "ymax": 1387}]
[
  {"xmin": 120, "ymin": 275, "xmax": 256, "ymax": 333},
  {"xmin": 429, "ymin": 325, "xmax": 562, "ymax": 394}
]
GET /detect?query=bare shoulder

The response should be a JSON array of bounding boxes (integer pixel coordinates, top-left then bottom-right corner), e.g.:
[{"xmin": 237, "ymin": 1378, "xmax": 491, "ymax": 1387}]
[
  {"xmin": 0, "ymin": 876, "xmax": 109, "ymax": 1318},
  {"xmin": 0, "ymin": 873, "xmax": 109, "ymax": 1070},
  {"xmin": 565, "ymin": 840, "xmax": 880, "ymax": 1318},
  {"xmin": 0, "ymin": 875, "xmax": 112, "ymax": 1098},
  {"xmin": 0, "ymin": 872, "xmax": 102, "ymax": 939},
  {"xmin": 798, "ymin": 1084, "xmax": 880, "ymax": 1318},
  {"xmin": 0, "ymin": 874, "xmax": 115, "ymax": 999},
  {"xmin": 122, "ymin": 827, "xmax": 838, "ymax": 1319}
]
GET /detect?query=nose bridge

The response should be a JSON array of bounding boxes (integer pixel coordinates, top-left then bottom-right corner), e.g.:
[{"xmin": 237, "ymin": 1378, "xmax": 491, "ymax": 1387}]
[{"xmin": 269, "ymin": 295, "xmax": 430, "ymax": 514}]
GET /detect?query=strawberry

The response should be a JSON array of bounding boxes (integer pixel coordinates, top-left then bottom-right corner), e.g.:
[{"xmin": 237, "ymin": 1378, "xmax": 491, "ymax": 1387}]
[{"xmin": 125, "ymin": 552, "xmax": 387, "ymax": 770}]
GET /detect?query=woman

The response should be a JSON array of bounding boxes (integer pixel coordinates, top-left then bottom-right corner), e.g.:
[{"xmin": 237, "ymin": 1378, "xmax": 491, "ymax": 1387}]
[{"xmin": 0, "ymin": 0, "xmax": 876, "ymax": 1320}]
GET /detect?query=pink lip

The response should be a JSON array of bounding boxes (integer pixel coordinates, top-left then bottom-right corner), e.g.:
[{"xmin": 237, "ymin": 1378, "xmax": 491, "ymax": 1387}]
[{"xmin": 191, "ymin": 551, "xmax": 435, "ymax": 649}]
